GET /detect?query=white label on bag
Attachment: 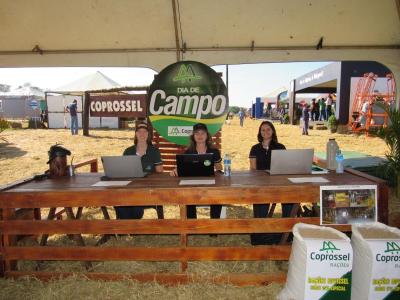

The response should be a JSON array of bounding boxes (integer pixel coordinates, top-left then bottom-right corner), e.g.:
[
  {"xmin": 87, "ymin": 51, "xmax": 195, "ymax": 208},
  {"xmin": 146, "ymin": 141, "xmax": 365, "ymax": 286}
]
[
  {"xmin": 304, "ymin": 239, "xmax": 352, "ymax": 299},
  {"xmin": 367, "ymin": 239, "xmax": 400, "ymax": 299}
]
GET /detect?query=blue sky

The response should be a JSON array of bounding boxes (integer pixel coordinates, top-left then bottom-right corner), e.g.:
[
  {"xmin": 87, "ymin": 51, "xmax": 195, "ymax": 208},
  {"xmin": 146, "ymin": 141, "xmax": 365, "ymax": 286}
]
[{"xmin": 0, "ymin": 61, "xmax": 331, "ymax": 107}]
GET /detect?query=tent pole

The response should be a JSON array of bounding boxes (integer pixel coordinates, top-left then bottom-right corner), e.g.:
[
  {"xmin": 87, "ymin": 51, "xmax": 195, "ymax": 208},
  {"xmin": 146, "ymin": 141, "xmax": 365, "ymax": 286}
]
[
  {"xmin": 83, "ymin": 92, "xmax": 90, "ymax": 136},
  {"xmin": 171, "ymin": 0, "xmax": 181, "ymax": 61}
]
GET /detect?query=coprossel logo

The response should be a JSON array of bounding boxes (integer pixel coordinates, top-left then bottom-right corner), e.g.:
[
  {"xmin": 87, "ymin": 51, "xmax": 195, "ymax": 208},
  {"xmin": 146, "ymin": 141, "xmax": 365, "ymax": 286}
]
[
  {"xmin": 173, "ymin": 64, "xmax": 202, "ymax": 84},
  {"xmin": 310, "ymin": 241, "xmax": 349, "ymax": 262},
  {"xmin": 320, "ymin": 241, "xmax": 341, "ymax": 253},
  {"xmin": 167, "ymin": 126, "xmax": 193, "ymax": 137},
  {"xmin": 384, "ymin": 241, "xmax": 400, "ymax": 254},
  {"xmin": 375, "ymin": 241, "xmax": 400, "ymax": 263}
]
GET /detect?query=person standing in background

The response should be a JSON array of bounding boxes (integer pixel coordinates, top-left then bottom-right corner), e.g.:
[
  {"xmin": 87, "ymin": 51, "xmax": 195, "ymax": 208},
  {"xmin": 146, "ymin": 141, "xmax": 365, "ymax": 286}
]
[
  {"xmin": 315, "ymin": 99, "xmax": 320, "ymax": 121},
  {"xmin": 65, "ymin": 99, "xmax": 78, "ymax": 135},
  {"xmin": 360, "ymin": 99, "xmax": 371, "ymax": 127},
  {"xmin": 238, "ymin": 109, "xmax": 245, "ymax": 127},
  {"xmin": 319, "ymin": 98, "xmax": 326, "ymax": 121},
  {"xmin": 302, "ymin": 104, "xmax": 310, "ymax": 135},
  {"xmin": 326, "ymin": 94, "xmax": 333, "ymax": 119},
  {"xmin": 310, "ymin": 98, "xmax": 317, "ymax": 121}
]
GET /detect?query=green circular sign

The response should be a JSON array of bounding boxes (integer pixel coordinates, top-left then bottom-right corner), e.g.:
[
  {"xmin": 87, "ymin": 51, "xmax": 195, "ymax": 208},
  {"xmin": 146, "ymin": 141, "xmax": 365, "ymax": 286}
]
[{"xmin": 148, "ymin": 61, "xmax": 228, "ymax": 145}]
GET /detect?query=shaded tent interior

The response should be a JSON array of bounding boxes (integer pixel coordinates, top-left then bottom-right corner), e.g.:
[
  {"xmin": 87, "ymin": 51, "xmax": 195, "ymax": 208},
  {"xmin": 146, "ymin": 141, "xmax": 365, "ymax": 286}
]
[{"xmin": 0, "ymin": 0, "xmax": 398, "ymax": 102}]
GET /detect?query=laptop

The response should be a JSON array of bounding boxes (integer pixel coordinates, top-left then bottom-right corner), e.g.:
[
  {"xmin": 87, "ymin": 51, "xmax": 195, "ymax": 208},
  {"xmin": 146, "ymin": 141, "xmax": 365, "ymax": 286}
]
[
  {"xmin": 176, "ymin": 153, "xmax": 215, "ymax": 177},
  {"xmin": 101, "ymin": 156, "xmax": 147, "ymax": 179},
  {"xmin": 267, "ymin": 149, "xmax": 314, "ymax": 175}
]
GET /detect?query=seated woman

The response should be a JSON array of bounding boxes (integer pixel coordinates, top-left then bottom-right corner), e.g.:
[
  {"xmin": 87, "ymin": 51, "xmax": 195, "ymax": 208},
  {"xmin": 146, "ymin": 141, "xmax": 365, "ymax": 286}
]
[
  {"xmin": 114, "ymin": 122, "xmax": 163, "ymax": 219},
  {"xmin": 46, "ymin": 144, "xmax": 71, "ymax": 177},
  {"xmin": 249, "ymin": 121, "xmax": 293, "ymax": 245},
  {"xmin": 170, "ymin": 123, "xmax": 222, "ymax": 219}
]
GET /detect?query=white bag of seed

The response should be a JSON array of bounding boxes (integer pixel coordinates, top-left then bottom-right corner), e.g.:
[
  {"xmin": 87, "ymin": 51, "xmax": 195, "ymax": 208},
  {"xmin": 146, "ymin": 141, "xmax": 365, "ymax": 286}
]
[
  {"xmin": 351, "ymin": 222, "xmax": 400, "ymax": 300},
  {"xmin": 278, "ymin": 223, "xmax": 352, "ymax": 300}
]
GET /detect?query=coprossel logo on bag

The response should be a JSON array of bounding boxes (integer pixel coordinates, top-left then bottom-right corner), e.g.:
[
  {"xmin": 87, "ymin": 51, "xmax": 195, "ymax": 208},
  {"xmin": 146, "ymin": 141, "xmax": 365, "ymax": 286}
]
[
  {"xmin": 148, "ymin": 61, "xmax": 228, "ymax": 145},
  {"xmin": 375, "ymin": 241, "xmax": 400, "ymax": 263},
  {"xmin": 320, "ymin": 241, "xmax": 341, "ymax": 253},
  {"xmin": 310, "ymin": 241, "xmax": 351, "ymax": 262}
]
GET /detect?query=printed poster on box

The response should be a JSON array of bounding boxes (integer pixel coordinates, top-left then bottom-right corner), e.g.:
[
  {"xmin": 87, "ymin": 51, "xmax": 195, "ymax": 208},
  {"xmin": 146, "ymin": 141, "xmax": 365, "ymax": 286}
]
[{"xmin": 320, "ymin": 185, "xmax": 377, "ymax": 225}]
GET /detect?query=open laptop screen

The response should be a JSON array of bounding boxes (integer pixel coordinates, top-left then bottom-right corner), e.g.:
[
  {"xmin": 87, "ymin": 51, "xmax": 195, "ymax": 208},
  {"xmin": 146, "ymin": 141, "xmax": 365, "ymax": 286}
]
[
  {"xmin": 101, "ymin": 156, "xmax": 146, "ymax": 179},
  {"xmin": 176, "ymin": 153, "xmax": 215, "ymax": 177},
  {"xmin": 268, "ymin": 149, "xmax": 314, "ymax": 175}
]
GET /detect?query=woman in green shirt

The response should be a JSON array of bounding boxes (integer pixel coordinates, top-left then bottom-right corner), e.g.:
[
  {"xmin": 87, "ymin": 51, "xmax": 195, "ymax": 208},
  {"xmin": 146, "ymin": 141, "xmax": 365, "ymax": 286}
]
[{"xmin": 115, "ymin": 122, "xmax": 163, "ymax": 219}]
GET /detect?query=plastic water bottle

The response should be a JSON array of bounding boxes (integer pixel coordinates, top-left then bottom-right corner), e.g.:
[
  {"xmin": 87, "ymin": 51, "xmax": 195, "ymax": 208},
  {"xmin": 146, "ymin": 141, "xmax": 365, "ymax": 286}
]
[
  {"xmin": 68, "ymin": 164, "xmax": 75, "ymax": 177},
  {"xmin": 335, "ymin": 149, "xmax": 344, "ymax": 174},
  {"xmin": 326, "ymin": 138, "xmax": 339, "ymax": 170},
  {"xmin": 223, "ymin": 154, "xmax": 231, "ymax": 177}
]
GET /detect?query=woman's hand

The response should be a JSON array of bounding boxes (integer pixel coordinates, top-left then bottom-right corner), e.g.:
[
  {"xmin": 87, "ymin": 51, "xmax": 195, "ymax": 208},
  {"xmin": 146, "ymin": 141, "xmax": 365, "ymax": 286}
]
[
  {"xmin": 249, "ymin": 158, "xmax": 257, "ymax": 170},
  {"xmin": 155, "ymin": 165, "xmax": 164, "ymax": 173},
  {"xmin": 169, "ymin": 168, "xmax": 178, "ymax": 176}
]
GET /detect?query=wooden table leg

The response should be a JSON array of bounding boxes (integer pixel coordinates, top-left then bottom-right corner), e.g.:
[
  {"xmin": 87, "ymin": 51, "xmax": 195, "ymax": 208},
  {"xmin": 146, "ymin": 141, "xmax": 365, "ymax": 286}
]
[
  {"xmin": 2, "ymin": 208, "xmax": 17, "ymax": 271},
  {"xmin": 96, "ymin": 206, "xmax": 115, "ymax": 246},
  {"xmin": 267, "ymin": 203, "xmax": 277, "ymax": 218},
  {"xmin": 39, "ymin": 207, "xmax": 56, "ymax": 246},
  {"xmin": 100, "ymin": 206, "xmax": 111, "ymax": 220},
  {"xmin": 0, "ymin": 250, "xmax": 4, "ymax": 277},
  {"xmin": 312, "ymin": 203, "xmax": 320, "ymax": 217},
  {"xmin": 156, "ymin": 205, "xmax": 164, "ymax": 219},
  {"xmin": 0, "ymin": 209, "xmax": 3, "ymax": 277},
  {"xmin": 279, "ymin": 204, "xmax": 300, "ymax": 245},
  {"xmin": 33, "ymin": 208, "xmax": 41, "ymax": 220},
  {"xmin": 65, "ymin": 207, "xmax": 93, "ymax": 271},
  {"xmin": 76, "ymin": 207, "xmax": 83, "ymax": 219},
  {"xmin": 37, "ymin": 207, "xmax": 60, "ymax": 271},
  {"xmin": 180, "ymin": 205, "xmax": 188, "ymax": 272}
]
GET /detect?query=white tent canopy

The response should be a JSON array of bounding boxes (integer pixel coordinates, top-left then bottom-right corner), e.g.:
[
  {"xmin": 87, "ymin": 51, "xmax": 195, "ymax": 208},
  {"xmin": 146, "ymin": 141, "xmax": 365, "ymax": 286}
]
[
  {"xmin": 51, "ymin": 71, "xmax": 121, "ymax": 94},
  {"xmin": 0, "ymin": 0, "xmax": 399, "ymax": 98},
  {"xmin": 46, "ymin": 71, "xmax": 122, "ymax": 129}
]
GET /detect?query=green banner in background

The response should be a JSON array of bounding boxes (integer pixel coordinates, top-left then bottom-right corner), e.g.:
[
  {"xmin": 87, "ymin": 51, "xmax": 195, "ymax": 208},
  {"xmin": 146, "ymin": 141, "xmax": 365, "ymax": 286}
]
[{"xmin": 148, "ymin": 61, "xmax": 228, "ymax": 146}]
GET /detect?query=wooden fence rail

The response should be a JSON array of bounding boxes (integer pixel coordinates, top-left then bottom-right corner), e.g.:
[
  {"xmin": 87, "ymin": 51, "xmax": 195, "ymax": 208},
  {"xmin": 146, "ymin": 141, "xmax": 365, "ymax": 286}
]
[{"xmin": 0, "ymin": 166, "xmax": 388, "ymax": 285}]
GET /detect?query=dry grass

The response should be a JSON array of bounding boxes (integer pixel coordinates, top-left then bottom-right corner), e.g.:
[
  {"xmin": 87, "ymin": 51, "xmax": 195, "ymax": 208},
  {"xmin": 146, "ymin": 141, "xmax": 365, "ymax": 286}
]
[
  {"xmin": 0, "ymin": 118, "xmax": 389, "ymax": 185},
  {"xmin": 0, "ymin": 275, "xmax": 283, "ymax": 300},
  {"xmin": 0, "ymin": 118, "xmax": 394, "ymax": 299}
]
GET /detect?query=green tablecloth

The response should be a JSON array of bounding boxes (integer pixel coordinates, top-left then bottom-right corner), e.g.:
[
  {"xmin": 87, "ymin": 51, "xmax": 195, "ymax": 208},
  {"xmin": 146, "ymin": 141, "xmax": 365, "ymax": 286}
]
[{"xmin": 315, "ymin": 151, "xmax": 386, "ymax": 168}]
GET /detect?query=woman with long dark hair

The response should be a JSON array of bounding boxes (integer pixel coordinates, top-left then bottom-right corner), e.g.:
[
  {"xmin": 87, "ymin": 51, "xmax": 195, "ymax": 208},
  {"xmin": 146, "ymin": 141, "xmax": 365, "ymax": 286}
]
[
  {"xmin": 171, "ymin": 123, "xmax": 222, "ymax": 219},
  {"xmin": 249, "ymin": 121, "xmax": 293, "ymax": 245},
  {"xmin": 114, "ymin": 122, "xmax": 163, "ymax": 219}
]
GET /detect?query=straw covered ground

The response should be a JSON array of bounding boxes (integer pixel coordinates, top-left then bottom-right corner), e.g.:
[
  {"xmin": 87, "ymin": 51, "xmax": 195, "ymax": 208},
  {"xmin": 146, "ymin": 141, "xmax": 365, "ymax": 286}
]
[
  {"xmin": 0, "ymin": 118, "xmax": 397, "ymax": 299},
  {"xmin": 0, "ymin": 118, "xmax": 390, "ymax": 184}
]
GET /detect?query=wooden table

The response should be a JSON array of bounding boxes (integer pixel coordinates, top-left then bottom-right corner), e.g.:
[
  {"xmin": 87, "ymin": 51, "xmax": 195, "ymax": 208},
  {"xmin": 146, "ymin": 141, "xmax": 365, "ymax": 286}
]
[{"xmin": 0, "ymin": 170, "xmax": 388, "ymax": 285}]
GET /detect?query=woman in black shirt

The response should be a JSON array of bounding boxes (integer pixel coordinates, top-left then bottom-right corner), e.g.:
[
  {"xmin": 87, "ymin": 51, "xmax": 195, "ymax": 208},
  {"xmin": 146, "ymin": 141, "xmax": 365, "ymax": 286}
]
[
  {"xmin": 249, "ymin": 120, "xmax": 293, "ymax": 245},
  {"xmin": 171, "ymin": 123, "xmax": 222, "ymax": 219},
  {"xmin": 115, "ymin": 122, "xmax": 163, "ymax": 220}
]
